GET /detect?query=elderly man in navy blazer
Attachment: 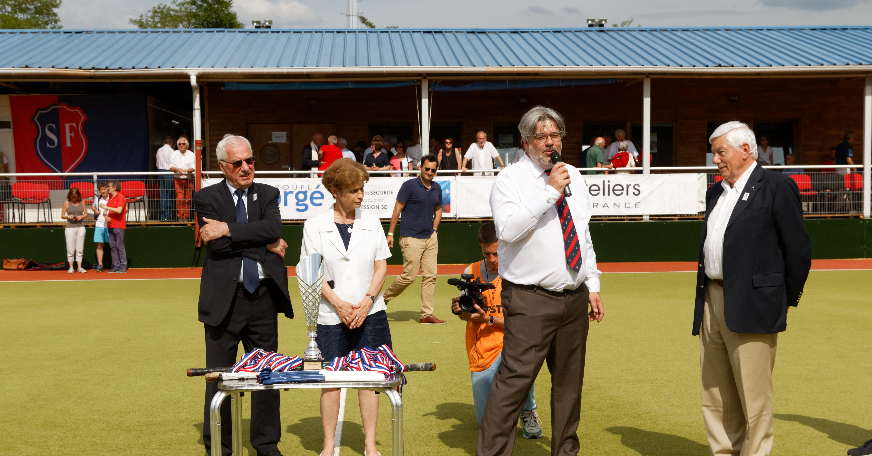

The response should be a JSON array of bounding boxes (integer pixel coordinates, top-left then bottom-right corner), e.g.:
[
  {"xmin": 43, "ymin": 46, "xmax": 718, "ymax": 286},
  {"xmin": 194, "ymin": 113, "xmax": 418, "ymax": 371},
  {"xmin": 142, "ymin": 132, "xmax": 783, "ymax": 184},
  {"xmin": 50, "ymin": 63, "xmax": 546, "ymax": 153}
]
[
  {"xmin": 194, "ymin": 134, "xmax": 294, "ymax": 456},
  {"xmin": 695, "ymin": 121, "xmax": 811, "ymax": 456}
]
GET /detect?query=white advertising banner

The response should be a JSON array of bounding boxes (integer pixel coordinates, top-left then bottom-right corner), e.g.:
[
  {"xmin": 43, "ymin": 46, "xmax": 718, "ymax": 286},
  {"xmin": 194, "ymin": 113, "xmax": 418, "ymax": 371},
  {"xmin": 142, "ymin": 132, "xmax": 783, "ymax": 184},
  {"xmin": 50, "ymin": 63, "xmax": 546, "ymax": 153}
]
[{"xmin": 203, "ymin": 176, "xmax": 456, "ymax": 220}]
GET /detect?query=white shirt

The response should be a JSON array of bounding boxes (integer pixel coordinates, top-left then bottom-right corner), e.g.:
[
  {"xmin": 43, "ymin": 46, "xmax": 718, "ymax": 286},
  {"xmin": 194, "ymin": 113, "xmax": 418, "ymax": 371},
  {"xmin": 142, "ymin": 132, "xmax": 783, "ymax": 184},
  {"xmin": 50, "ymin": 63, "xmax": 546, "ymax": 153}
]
[
  {"xmin": 704, "ymin": 162, "xmax": 757, "ymax": 280},
  {"xmin": 226, "ymin": 181, "xmax": 266, "ymax": 281},
  {"xmin": 605, "ymin": 141, "xmax": 638, "ymax": 162},
  {"xmin": 300, "ymin": 207, "xmax": 391, "ymax": 325},
  {"xmin": 465, "ymin": 141, "xmax": 500, "ymax": 175},
  {"xmin": 155, "ymin": 144, "xmax": 174, "ymax": 170},
  {"xmin": 341, "ymin": 148, "xmax": 356, "ymax": 160},
  {"xmin": 406, "ymin": 144, "xmax": 422, "ymax": 167},
  {"xmin": 511, "ymin": 148, "xmax": 525, "ymax": 164},
  {"xmin": 490, "ymin": 152, "xmax": 601, "ymax": 292},
  {"xmin": 93, "ymin": 196, "xmax": 109, "ymax": 228},
  {"xmin": 171, "ymin": 149, "xmax": 196, "ymax": 179}
]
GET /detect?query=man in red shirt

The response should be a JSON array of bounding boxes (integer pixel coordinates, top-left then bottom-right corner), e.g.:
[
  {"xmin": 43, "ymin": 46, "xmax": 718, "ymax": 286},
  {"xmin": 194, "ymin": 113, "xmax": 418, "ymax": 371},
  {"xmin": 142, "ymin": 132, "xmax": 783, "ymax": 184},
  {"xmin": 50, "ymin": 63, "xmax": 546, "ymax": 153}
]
[{"xmin": 100, "ymin": 180, "xmax": 128, "ymax": 273}]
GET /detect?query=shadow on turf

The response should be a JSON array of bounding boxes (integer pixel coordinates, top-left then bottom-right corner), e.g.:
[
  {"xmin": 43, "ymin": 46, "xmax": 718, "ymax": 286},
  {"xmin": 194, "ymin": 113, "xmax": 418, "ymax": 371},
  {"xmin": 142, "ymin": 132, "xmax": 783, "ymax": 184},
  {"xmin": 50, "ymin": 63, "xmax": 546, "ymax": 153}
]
[
  {"xmin": 606, "ymin": 426, "xmax": 708, "ymax": 456},
  {"xmin": 287, "ymin": 416, "xmax": 374, "ymax": 453},
  {"xmin": 386, "ymin": 310, "xmax": 420, "ymax": 322},
  {"xmin": 194, "ymin": 420, "xmax": 257, "ymax": 454},
  {"xmin": 424, "ymin": 402, "xmax": 551, "ymax": 455},
  {"xmin": 776, "ymin": 414, "xmax": 870, "ymax": 446}
]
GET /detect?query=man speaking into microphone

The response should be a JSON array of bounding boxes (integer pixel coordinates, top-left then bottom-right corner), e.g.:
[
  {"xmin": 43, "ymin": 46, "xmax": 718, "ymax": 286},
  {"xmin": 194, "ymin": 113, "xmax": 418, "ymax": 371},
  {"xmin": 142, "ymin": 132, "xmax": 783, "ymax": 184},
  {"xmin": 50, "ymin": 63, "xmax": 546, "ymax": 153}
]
[{"xmin": 479, "ymin": 106, "xmax": 604, "ymax": 456}]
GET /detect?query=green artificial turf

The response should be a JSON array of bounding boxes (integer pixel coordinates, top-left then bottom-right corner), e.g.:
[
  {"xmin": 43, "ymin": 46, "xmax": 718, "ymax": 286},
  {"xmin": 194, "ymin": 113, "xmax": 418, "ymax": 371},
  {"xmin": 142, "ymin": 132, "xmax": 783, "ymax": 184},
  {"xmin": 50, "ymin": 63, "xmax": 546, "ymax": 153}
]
[{"xmin": 1, "ymin": 271, "xmax": 871, "ymax": 455}]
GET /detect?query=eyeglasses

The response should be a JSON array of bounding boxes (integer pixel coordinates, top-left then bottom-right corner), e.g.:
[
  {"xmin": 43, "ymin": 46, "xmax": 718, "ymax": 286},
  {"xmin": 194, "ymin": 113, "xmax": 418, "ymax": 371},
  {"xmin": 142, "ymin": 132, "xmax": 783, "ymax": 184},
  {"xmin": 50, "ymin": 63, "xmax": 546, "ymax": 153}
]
[
  {"xmin": 530, "ymin": 132, "xmax": 565, "ymax": 143},
  {"xmin": 178, "ymin": 142, "xmax": 188, "ymax": 146},
  {"xmin": 444, "ymin": 141, "xmax": 453, "ymax": 144},
  {"xmin": 422, "ymin": 166, "xmax": 437, "ymax": 172},
  {"xmin": 221, "ymin": 157, "xmax": 256, "ymax": 168}
]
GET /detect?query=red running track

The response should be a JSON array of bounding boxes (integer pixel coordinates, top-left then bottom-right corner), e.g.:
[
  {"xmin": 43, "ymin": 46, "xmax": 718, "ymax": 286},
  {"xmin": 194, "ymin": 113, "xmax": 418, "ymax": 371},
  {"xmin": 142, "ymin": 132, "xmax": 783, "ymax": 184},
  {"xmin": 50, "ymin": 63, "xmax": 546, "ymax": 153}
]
[{"xmin": 2, "ymin": 259, "xmax": 871, "ymax": 282}]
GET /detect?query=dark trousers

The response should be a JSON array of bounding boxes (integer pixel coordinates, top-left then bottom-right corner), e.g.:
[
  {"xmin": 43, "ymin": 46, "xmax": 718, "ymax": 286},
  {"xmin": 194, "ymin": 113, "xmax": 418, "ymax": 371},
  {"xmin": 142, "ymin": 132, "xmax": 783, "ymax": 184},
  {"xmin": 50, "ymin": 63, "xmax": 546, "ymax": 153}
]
[
  {"xmin": 477, "ymin": 281, "xmax": 590, "ymax": 456},
  {"xmin": 107, "ymin": 228, "xmax": 127, "ymax": 269},
  {"xmin": 203, "ymin": 281, "xmax": 282, "ymax": 456}
]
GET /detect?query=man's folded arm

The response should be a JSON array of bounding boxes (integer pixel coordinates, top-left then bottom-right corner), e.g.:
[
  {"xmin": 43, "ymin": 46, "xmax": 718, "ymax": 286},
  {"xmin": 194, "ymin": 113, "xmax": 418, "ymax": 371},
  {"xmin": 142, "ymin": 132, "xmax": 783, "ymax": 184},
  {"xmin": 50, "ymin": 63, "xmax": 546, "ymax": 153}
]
[{"xmin": 225, "ymin": 194, "xmax": 282, "ymax": 247}]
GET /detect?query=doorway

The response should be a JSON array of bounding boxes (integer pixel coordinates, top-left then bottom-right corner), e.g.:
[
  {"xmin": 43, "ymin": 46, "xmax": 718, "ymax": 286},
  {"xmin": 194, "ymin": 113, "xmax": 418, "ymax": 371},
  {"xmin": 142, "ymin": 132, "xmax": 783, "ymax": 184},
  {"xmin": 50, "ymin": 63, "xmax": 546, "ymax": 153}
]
[
  {"xmin": 247, "ymin": 123, "xmax": 291, "ymax": 172},
  {"xmin": 292, "ymin": 123, "xmax": 335, "ymax": 171}
]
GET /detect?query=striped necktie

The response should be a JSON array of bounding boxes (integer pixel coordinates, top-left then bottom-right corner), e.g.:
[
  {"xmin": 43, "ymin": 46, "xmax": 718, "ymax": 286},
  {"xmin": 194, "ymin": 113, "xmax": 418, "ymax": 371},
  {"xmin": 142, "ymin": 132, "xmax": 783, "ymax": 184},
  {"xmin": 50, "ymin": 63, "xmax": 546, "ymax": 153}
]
[
  {"xmin": 235, "ymin": 189, "xmax": 259, "ymax": 293},
  {"xmin": 556, "ymin": 194, "xmax": 582, "ymax": 273}
]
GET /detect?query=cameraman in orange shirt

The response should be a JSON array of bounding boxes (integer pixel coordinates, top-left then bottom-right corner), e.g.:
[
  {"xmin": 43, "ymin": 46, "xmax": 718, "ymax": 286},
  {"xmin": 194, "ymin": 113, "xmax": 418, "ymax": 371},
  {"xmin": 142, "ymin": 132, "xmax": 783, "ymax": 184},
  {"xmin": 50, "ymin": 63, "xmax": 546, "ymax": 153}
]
[{"xmin": 451, "ymin": 222, "xmax": 542, "ymax": 439}]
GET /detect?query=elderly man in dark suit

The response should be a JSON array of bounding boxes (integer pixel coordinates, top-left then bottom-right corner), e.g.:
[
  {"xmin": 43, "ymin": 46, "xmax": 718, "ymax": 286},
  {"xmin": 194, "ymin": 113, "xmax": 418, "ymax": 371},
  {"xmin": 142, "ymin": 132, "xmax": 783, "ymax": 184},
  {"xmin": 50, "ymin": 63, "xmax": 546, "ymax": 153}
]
[
  {"xmin": 194, "ymin": 134, "xmax": 293, "ymax": 456},
  {"xmin": 695, "ymin": 121, "xmax": 811, "ymax": 456}
]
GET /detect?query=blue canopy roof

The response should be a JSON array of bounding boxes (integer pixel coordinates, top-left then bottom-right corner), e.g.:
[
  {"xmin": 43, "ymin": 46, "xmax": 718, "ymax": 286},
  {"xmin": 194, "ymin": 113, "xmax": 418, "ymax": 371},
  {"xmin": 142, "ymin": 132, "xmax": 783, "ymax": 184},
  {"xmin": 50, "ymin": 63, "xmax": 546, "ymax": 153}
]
[{"xmin": 0, "ymin": 27, "xmax": 870, "ymax": 77}]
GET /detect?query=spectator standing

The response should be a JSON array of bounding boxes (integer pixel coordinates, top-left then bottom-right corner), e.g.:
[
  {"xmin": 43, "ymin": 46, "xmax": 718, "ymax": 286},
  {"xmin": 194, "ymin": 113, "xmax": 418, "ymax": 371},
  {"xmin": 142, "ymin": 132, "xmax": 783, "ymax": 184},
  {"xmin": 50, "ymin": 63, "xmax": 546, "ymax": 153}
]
[
  {"xmin": 836, "ymin": 131, "xmax": 856, "ymax": 175},
  {"xmin": 390, "ymin": 143, "xmax": 414, "ymax": 177},
  {"xmin": 586, "ymin": 137, "xmax": 606, "ymax": 175},
  {"xmin": 605, "ymin": 129, "xmax": 638, "ymax": 165},
  {"xmin": 318, "ymin": 136, "xmax": 343, "ymax": 172},
  {"xmin": 612, "ymin": 141, "xmax": 636, "ymax": 174},
  {"xmin": 383, "ymin": 139, "xmax": 397, "ymax": 156},
  {"xmin": 363, "ymin": 136, "xmax": 392, "ymax": 172},
  {"xmin": 511, "ymin": 141, "xmax": 526, "ymax": 165},
  {"xmin": 338, "ymin": 138, "xmax": 356, "ymax": 161},
  {"xmin": 91, "ymin": 182, "xmax": 112, "ymax": 272},
  {"xmin": 302, "ymin": 133, "xmax": 324, "ymax": 173},
  {"xmin": 462, "ymin": 131, "xmax": 505, "ymax": 176},
  {"xmin": 62, "ymin": 187, "xmax": 88, "ymax": 274},
  {"xmin": 170, "ymin": 136, "xmax": 196, "ymax": 221},
  {"xmin": 155, "ymin": 136, "xmax": 175, "ymax": 221},
  {"xmin": 383, "ymin": 154, "xmax": 446, "ymax": 324},
  {"xmin": 437, "ymin": 138, "xmax": 462, "ymax": 171},
  {"xmin": 362, "ymin": 135, "xmax": 386, "ymax": 163},
  {"xmin": 300, "ymin": 159, "xmax": 392, "ymax": 456},
  {"xmin": 353, "ymin": 141, "xmax": 367, "ymax": 163},
  {"xmin": 405, "ymin": 135, "xmax": 422, "ymax": 170},
  {"xmin": 757, "ymin": 135, "xmax": 775, "ymax": 165},
  {"xmin": 450, "ymin": 222, "xmax": 542, "ymax": 438},
  {"xmin": 101, "ymin": 180, "xmax": 128, "ymax": 273},
  {"xmin": 429, "ymin": 137, "xmax": 441, "ymax": 156}
]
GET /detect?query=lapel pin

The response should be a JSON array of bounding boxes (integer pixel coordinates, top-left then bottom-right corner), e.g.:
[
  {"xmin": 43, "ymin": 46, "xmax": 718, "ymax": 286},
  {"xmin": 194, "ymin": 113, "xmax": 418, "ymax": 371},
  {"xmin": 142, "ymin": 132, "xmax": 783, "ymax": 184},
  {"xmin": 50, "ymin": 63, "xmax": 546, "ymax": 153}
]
[
  {"xmin": 751, "ymin": 186, "xmax": 755, "ymax": 191},
  {"xmin": 742, "ymin": 193, "xmax": 749, "ymax": 201},
  {"xmin": 253, "ymin": 193, "xmax": 258, "ymax": 201}
]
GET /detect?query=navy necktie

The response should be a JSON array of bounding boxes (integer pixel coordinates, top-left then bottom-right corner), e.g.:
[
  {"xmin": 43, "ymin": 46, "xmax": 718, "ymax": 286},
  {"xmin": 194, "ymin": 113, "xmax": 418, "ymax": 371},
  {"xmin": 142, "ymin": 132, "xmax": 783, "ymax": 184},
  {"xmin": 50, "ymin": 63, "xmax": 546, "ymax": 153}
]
[{"xmin": 235, "ymin": 189, "xmax": 259, "ymax": 293}]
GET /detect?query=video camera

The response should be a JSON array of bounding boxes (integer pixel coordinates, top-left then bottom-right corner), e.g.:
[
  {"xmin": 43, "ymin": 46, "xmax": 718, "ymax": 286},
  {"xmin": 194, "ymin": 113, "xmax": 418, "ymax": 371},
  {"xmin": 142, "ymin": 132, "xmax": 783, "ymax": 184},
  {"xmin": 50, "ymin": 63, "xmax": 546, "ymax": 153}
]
[{"xmin": 447, "ymin": 274, "xmax": 495, "ymax": 314}]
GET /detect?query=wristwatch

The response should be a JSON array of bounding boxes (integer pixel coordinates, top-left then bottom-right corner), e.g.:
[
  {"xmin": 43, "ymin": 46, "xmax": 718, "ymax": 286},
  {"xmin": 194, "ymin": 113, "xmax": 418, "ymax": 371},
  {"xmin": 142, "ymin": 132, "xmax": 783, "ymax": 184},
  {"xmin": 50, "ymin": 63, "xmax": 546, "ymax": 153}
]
[
  {"xmin": 366, "ymin": 293, "xmax": 376, "ymax": 303},
  {"xmin": 487, "ymin": 315, "xmax": 494, "ymax": 325}
]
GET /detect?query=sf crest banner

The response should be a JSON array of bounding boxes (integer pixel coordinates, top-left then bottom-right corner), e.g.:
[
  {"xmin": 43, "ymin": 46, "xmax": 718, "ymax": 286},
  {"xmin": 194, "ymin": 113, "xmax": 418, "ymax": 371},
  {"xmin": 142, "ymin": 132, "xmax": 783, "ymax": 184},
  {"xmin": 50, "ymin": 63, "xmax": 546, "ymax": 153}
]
[{"xmin": 11, "ymin": 94, "xmax": 149, "ymax": 180}]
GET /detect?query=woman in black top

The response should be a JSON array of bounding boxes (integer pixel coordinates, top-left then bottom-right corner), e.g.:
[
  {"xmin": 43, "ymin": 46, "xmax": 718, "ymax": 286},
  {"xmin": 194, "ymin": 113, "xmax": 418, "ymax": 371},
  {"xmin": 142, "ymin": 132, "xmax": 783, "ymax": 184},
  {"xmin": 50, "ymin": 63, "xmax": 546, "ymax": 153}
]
[
  {"xmin": 437, "ymin": 137, "xmax": 462, "ymax": 171},
  {"xmin": 363, "ymin": 137, "xmax": 392, "ymax": 172}
]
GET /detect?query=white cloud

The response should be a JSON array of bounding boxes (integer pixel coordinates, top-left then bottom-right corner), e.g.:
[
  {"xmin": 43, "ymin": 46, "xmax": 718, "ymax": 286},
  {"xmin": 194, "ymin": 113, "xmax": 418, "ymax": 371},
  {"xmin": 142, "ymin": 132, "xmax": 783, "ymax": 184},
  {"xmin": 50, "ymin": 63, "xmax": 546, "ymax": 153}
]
[
  {"xmin": 527, "ymin": 5, "xmax": 552, "ymax": 14},
  {"xmin": 235, "ymin": 0, "xmax": 320, "ymax": 27}
]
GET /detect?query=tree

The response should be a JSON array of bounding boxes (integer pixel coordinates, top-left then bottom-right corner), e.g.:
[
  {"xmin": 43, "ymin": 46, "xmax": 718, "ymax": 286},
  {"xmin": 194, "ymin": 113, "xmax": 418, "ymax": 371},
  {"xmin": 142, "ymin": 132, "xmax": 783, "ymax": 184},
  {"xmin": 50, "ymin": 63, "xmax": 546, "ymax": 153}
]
[
  {"xmin": 0, "ymin": 0, "xmax": 62, "ymax": 29},
  {"xmin": 358, "ymin": 14, "xmax": 375, "ymax": 29},
  {"xmin": 611, "ymin": 18, "xmax": 641, "ymax": 27},
  {"xmin": 129, "ymin": 0, "xmax": 243, "ymax": 29}
]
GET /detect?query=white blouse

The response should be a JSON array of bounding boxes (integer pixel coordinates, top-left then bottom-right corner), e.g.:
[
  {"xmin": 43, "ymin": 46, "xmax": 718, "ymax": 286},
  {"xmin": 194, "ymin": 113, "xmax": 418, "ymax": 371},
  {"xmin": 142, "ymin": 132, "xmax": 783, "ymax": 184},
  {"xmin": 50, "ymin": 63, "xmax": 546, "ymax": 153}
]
[{"xmin": 300, "ymin": 207, "xmax": 391, "ymax": 326}]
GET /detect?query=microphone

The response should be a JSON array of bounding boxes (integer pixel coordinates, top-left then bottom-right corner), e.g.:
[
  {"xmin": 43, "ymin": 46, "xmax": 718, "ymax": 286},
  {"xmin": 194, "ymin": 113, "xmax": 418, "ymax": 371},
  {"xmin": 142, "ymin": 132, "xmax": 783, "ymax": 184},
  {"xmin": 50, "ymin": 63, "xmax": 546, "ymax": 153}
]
[{"xmin": 549, "ymin": 151, "xmax": 572, "ymax": 197}]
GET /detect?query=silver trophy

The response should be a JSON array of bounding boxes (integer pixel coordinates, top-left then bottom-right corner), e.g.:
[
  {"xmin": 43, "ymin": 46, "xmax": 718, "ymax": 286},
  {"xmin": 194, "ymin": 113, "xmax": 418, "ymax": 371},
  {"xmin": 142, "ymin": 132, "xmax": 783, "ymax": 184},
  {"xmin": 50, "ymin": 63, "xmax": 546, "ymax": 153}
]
[{"xmin": 296, "ymin": 253, "xmax": 325, "ymax": 370}]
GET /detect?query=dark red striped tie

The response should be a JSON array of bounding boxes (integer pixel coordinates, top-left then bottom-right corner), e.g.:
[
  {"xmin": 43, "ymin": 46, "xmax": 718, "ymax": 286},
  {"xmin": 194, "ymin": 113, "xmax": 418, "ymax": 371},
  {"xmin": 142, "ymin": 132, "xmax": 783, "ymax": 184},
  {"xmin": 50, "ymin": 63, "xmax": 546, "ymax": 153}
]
[{"xmin": 556, "ymin": 194, "xmax": 582, "ymax": 272}]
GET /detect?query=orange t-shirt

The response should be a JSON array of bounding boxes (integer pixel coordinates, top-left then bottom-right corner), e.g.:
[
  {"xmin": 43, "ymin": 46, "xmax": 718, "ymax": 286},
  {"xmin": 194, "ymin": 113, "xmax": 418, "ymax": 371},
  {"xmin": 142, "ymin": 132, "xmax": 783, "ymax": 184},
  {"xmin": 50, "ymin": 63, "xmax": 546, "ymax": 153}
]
[
  {"xmin": 106, "ymin": 192, "xmax": 127, "ymax": 229},
  {"xmin": 464, "ymin": 260, "xmax": 505, "ymax": 372}
]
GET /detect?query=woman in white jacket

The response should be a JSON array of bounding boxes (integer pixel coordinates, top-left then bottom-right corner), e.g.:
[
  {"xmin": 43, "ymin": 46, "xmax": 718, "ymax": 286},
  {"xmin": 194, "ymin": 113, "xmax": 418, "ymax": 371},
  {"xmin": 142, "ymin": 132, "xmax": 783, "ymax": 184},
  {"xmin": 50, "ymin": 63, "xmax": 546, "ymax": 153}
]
[{"xmin": 300, "ymin": 158, "xmax": 391, "ymax": 456}]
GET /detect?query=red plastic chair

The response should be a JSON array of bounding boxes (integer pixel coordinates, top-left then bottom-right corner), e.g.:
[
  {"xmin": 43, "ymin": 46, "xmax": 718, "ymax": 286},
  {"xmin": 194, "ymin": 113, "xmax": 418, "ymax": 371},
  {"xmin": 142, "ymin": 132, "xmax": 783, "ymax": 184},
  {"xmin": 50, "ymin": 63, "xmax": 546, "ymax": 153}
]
[
  {"xmin": 121, "ymin": 180, "xmax": 147, "ymax": 222},
  {"xmin": 844, "ymin": 173, "xmax": 864, "ymax": 214},
  {"xmin": 708, "ymin": 174, "xmax": 723, "ymax": 189},
  {"xmin": 789, "ymin": 174, "xmax": 818, "ymax": 213},
  {"xmin": 11, "ymin": 182, "xmax": 52, "ymax": 223},
  {"xmin": 70, "ymin": 181, "xmax": 95, "ymax": 205}
]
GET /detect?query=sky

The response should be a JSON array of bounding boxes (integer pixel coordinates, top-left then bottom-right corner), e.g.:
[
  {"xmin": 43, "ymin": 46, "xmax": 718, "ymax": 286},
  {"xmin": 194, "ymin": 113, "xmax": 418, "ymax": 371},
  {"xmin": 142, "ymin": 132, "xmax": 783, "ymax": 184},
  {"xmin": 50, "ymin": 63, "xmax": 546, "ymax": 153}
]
[{"xmin": 58, "ymin": 0, "xmax": 872, "ymax": 30}]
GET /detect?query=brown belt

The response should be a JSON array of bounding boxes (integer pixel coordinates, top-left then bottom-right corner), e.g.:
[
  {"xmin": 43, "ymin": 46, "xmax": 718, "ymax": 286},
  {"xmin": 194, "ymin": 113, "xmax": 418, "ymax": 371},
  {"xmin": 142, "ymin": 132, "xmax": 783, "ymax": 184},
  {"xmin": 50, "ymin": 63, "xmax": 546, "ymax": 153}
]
[{"xmin": 709, "ymin": 279, "xmax": 724, "ymax": 287}]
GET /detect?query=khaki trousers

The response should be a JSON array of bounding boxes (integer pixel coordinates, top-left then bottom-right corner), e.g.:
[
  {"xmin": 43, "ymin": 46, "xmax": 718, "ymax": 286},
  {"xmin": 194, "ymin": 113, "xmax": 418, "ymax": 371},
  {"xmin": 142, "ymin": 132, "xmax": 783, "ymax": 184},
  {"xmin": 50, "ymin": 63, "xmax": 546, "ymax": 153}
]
[
  {"xmin": 700, "ymin": 282, "xmax": 777, "ymax": 456},
  {"xmin": 383, "ymin": 232, "xmax": 438, "ymax": 318}
]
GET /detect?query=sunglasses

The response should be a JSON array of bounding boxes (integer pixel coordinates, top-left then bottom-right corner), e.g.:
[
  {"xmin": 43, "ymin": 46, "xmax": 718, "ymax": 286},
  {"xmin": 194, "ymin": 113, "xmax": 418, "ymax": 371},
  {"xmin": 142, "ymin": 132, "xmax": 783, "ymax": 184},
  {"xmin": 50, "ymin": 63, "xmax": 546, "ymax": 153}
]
[
  {"xmin": 445, "ymin": 141, "xmax": 453, "ymax": 144},
  {"xmin": 178, "ymin": 142, "xmax": 188, "ymax": 146},
  {"xmin": 423, "ymin": 166, "xmax": 437, "ymax": 172},
  {"xmin": 221, "ymin": 157, "xmax": 255, "ymax": 168}
]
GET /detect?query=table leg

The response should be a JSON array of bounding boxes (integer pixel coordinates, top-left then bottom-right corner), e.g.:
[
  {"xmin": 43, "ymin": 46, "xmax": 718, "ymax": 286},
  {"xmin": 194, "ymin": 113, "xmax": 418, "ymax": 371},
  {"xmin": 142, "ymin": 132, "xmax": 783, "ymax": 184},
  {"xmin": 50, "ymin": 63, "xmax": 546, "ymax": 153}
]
[
  {"xmin": 231, "ymin": 392, "xmax": 243, "ymax": 456},
  {"xmin": 210, "ymin": 390, "xmax": 229, "ymax": 456},
  {"xmin": 384, "ymin": 389, "xmax": 403, "ymax": 456}
]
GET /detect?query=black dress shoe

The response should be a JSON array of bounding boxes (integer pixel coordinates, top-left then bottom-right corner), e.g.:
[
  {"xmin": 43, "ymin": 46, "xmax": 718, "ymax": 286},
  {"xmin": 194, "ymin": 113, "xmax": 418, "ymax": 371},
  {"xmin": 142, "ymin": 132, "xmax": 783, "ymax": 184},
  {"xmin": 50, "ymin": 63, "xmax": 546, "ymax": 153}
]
[
  {"xmin": 256, "ymin": 449, "xmax": 283, "ymax": 456},
  {"xmin": 848, "ymin": 439, "xmax": 872, "ymax": 456}
]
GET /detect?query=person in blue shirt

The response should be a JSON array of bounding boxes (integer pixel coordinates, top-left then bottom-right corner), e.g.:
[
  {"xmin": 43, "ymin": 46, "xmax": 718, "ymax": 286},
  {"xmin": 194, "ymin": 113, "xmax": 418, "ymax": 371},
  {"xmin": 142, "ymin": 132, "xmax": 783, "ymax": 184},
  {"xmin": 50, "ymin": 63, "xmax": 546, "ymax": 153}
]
[{"xmin": 835, "ymin": 131, "xmax": 856, "ymax": 173}]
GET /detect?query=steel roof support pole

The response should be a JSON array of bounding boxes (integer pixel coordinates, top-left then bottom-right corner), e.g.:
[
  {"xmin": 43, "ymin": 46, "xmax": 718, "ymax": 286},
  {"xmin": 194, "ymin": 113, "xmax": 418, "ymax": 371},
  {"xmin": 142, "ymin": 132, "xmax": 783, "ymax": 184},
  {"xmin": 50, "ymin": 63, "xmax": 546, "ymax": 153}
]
[
  {"xmin": 642, "ymin": 77, "xmax": 651, "ymax": 175},
  {"xmin": 191, "ymin": 73, "xmax": 202, "ymax": 191},
  {"xmin": 864, "ymin": 76, "xmax": 871, "ymax": 219},
  {"xmin": 421, "ymin": 78, "xmax": 430, "ymax": 157}
]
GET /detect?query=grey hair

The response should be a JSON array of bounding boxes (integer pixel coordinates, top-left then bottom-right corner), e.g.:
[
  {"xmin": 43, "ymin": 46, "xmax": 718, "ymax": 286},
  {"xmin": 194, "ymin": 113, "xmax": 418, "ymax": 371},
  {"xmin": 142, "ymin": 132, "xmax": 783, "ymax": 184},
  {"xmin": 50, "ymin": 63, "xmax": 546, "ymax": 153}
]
[
  {"xmin": 327, "ymin": 135, "xmax": 338, "ymax": 145},
  {"xmin": 216, "ymin": 134, "xmax": 252, "ymax": 162},
  {"xmin": 594, "ymin": 137, "xmax": 605, "ymax": 146},
  {"xmin": 709, "ymin": 121, "xmax": 758, "ymax": 160},
  {"xmin": 618, "ymin": 141, "xmax": 629, "ymax": 151},
  {"xmin": 338, "ymin": 137, "xmax": 348, "ymax": 148},
  {"xmin": 164, "ymin": 135, "xmax": 174, "ymax": 145},
  {"xmin": 518, "ymin": 106, "xmax": 566, "ymax": 140},
  {"xmin": 615, "ymin": 128, "xmax": 626, "ymax": 136},
  {"xmin": 844, "ymin": 131, "xmax": 854, "ymax": 141}
]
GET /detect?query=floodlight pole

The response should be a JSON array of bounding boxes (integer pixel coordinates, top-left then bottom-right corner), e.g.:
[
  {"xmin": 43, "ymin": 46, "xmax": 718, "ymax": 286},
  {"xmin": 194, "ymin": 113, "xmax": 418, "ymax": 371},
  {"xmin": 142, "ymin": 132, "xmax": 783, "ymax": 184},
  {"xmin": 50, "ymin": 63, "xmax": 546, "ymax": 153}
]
[
  {"xmin": 421, "ymin": 78, "xmax": 430, "ymax": 156},
  {"xmin": 864, "ymin": 76, "xmax": 871, "ymax": 219}
]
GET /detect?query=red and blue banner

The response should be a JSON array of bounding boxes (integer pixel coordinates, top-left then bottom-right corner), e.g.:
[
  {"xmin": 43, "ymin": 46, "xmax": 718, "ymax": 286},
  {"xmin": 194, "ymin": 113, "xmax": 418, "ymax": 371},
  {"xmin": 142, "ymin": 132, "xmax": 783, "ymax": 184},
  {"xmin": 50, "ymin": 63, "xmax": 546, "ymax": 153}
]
[{"xmin": 10, "ymin": 94, "xmax": 148, "ymax": 180}]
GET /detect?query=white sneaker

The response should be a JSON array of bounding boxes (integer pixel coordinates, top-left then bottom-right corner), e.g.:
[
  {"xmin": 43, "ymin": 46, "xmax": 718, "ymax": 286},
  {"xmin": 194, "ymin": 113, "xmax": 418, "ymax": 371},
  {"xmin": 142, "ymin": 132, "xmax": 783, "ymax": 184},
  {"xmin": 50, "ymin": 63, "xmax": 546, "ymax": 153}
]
[
  {"xmin": 520, "ymin": 409, "xmax": 542, "ymax": 439},
  {"xmin": 68, "ymin": 268, "xmax": 74, "ymax": 274},
  {"xmin": 78, "ymin": 268, "xmax": 87, "ymax": 273}
]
